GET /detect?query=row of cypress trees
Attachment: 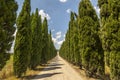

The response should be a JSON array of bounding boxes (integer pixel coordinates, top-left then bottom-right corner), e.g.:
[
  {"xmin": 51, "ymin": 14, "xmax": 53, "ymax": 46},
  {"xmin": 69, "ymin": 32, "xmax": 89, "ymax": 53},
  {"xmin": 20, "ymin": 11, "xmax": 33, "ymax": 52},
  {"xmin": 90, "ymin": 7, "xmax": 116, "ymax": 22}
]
[
  {"xmin": 0, "ymin": 0, "xmax": 56, "ymax": 78},
  {"xmin": 60, "ymin": 0, "xmax": 104, "ymax": 77},
  {"xmin": 13, "ymin": 0, "xmax": 57, "ymax": 78},
  {"xmin": 0, "ymin": 0, "xmax": 18, "ymax": 70},
  {"xmin": 59, "ymin": 0, "xmax": 120, "ymax": 80}
]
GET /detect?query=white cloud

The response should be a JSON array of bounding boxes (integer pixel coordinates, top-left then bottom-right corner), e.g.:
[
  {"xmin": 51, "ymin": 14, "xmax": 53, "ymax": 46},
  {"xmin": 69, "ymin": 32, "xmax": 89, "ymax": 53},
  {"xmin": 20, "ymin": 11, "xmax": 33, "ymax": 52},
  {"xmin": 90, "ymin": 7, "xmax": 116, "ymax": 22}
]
[
  {"xmin": 52, "ymin": 37, "xmax": 57, "ymax": 43},
  {"xmin": 57, "ymin": 40, "xmax": 64, "ymax": 45},
  {"xmin": 56, "ymin": 35, "xmax": 61, "ymax": 39},
  {"xmin": 56, "ymin": 31, "xmax": 62, "ymax": 39},
  {"xmin": 56, "ymin": 31, "xmax": 61, "ymax": 35},
  {"xmin": 94, "ymin": 6, "xmax": 100, "ymax": 14},
  {"xmin": 39, "ymin": 10, "xmax": 51, "ymax": 20},
  {"xmin": 66, "ymin": 9, "xmax": 71, "ymax": 14},
  {"xmin": 52, "ymin": 31, "xmax": 62, "ymax": 43},
  {"xmin": 52, "ymin": 31, "xmax": 65, "ymax": 49},
  {"xmin": 63, "ymin": 34, "xmax": 65, "ymax": 38},
  {"xmin": 59, "ymin": 0, "xmax": 67, "ymax": 3},
  {"xmin": 51, "ymin": 29, "xmax": 55, "ymax": 32}
]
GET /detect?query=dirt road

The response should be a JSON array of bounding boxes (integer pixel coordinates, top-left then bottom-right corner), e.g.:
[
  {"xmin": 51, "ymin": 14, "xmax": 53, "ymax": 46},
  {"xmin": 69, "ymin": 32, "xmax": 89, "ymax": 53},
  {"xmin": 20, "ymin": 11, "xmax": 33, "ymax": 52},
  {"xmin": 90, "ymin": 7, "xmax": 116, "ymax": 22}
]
[{"xmin": 32, "ymin": 55, "xmax": 82, "ymax": 80}]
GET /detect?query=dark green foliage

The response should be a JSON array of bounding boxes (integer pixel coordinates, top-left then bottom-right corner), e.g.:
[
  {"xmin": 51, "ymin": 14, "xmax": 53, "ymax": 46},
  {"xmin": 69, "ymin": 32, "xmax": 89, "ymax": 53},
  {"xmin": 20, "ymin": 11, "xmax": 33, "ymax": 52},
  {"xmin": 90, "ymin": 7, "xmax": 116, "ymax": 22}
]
[
  {"xmin": 104, "ymin": 19, "xmax": 120, "ymax": 80},
  {"xmin": 98, "ymin": 0, "xmax": 108, "ymax": 8},
  {"xmin": 37, "ymin": 15, "xmax": 42, "ymax": 65},
  {"xmin": 69, "ymin": 12, "xmax": 76, "ymax": 63},
  {"xmin": 59, "ymin": 28, "xmax": 70, "ymax": 61},
  {"xmin": 78, "ymin": 17, "xmax": 104, "ymax": 77},
  {"xmin": 41, "ymin": 18, "xmax": 49, "ymax": 64},
  {"xmin": 48, "ymin": 31, "xmax": 57, "ymax": 60},
  {"xmin": 29, "ymin": 8, "xmax": 42, "ymax": 69},
  {"xmin": 59, "ymin": 12, "xmax": 82, "ymax": 68},
  {"xmin": 110, "ymin": 0, "xmax": 120, "ymax": 20},
  {"xmin": 98, "ymin": 0, "xmax": 120, "ymax": 79},
  {"xmin": 0, "ymin": 0, "xmax": 18, "ymax": 70},
  {"xmin": 78, "ymin": 0, "xmax": 98, "ymax": 21},
  {"xmin": 98, "ymin": 0, "xmax": 111, "ymax": 67},
  {"xmin": 78, "ymin": 0, "xmax": 104, "ymax": 77},
  {"xmin": 73, "ymin": 18, "xmax": 82, "ymax": 68},
  {"xmin": 40, "ymin": 18, "xmax": 57, "ymax": 64},
  {"xmin": 13, "ymin": 0, "xmax": 31, "ymax": 77}
]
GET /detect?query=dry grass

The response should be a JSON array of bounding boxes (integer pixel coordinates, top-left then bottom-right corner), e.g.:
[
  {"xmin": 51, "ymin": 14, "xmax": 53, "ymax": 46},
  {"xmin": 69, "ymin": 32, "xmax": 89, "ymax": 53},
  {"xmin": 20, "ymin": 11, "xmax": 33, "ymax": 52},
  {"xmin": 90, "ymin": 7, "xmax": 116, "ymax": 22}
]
[
  {"xmin": 0, "ymin": 55, "xmax": 45, "ymax": 80},
  {"xmin": 104, "ymin": 65, "xmax": 110, "ymax": 80},
  {"xmin": 105, "ymin": 65, "xmax": 110, "ymax": 75},
  {"xmin": 0, "ymin": 56, "xmax": 13, "ymax": 79},
  {"xmin": 71, "ymin": 64, "xmax": 111, "ymax": 80}
]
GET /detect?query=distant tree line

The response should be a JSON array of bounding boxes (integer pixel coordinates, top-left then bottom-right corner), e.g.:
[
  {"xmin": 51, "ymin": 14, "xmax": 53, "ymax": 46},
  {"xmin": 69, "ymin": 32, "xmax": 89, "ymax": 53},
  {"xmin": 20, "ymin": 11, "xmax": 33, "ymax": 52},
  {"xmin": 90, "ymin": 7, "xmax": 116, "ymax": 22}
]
[
  {"xmin": 0, "ymin": 0, "xmax": 56, "ymax": 78},
  {"xmin": 59, "ymin": 0, "xmax": 120, "ymax": 80}
]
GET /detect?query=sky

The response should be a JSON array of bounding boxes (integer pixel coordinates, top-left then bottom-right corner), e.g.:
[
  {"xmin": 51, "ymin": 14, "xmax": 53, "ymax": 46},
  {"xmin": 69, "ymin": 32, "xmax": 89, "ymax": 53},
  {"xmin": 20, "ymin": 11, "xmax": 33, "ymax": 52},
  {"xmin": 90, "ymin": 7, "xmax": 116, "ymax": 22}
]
[{"xmin": 15, "ymin": 0, "xmax": 99, "ymax": 50}]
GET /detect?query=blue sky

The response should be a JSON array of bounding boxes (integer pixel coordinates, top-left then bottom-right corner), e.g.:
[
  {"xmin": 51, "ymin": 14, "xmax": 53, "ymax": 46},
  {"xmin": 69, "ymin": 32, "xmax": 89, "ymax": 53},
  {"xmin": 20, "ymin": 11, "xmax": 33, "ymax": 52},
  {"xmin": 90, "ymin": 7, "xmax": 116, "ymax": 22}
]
[{"xmin": 15, "ymin": 0, "xmax": 99, "ymax": 49}]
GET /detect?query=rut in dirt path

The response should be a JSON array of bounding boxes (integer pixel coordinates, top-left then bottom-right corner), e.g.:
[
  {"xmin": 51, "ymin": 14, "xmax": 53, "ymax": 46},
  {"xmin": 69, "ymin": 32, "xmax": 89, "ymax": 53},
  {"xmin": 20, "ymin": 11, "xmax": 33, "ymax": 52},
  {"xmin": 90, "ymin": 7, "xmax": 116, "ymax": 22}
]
[{"xmin": 31, "ymin": 54, "xmax": 82, "ymax": 80}]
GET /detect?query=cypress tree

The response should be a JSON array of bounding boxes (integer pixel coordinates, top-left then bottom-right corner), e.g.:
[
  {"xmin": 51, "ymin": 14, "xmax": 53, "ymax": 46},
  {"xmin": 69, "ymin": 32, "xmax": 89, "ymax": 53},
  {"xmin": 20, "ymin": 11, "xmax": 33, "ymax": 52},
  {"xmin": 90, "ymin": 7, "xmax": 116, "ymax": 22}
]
[
  {"xmin": 78, "ymin": 0, "xmax": 104, "ymax": 77},
  {"xmin": 98, "ymin": 0, "xmax": 120, "ymax": 79},
  {"xmin": 48, "ymin": 30, "xmax": 56, "ymax": 60},
  {"xmin": 59, "ymin": 33, "xmax": 68, "ymax": 60},
  {"xmin": 41, "ymin": 18, "xmax": 49, "ymax": 64},
  {"xmin": 69, "ymin": 12, "xmax": 75, "ymax": 63},
  {"xmin": 13, "ymin": 0, "xmax": 31, "ymax": 77},
  {"xmin": 0, "ymin": 0, "xmax": 18, "ymax": 70},
  {"xmin": 60, "ymin": 15, "xmax": 79, "ymax": 63},
  {"xmin": 65, "ymin": 27, "xmax": 70, "ymax": 61},
  {"xmin": 29, "ymin": 8, "xmax": 41, "ymax": 69},
  {"xmin": 48, "ymin": 31, "xmax": 52, "ymax": 60},
  {"xmin": 98, "ymin": 0, "xmax": 111, "ymax": 67},
  {"xmin": 104, "ymin": 0, "xmax": 120, "ymax": 79},
  {"xmin": 68, "ymin": 12, "xmax": 82, "ymax": 67},
  {"xmin": 108, "ymin": 20, "xmax": 120, "ymax": 80},
  {"xmin": 37, "ymin": 15, "xmax": 42, "ymax": 65},
  {"xmin": 73, "ymin": 14, "xmax": 82, "ymax": 68},
  {"xmin": 110, "ymin": 1, "xmax": 120, "ymax": 79}
]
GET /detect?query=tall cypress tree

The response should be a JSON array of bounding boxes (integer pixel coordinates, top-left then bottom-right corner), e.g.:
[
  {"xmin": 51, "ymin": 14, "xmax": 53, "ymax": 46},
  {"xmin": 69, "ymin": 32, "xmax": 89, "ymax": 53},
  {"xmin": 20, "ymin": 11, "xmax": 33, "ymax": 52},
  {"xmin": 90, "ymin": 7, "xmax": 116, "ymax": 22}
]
[
  {"xmin": 110, "ymin": 0, "xmax": 120, "ymax": 79},
  {"xmin": 98, "ymin": 0, "xmax": 111, "ymax": 67},
  {"xmin": 108, "ymin": 20, "xmax": 120, "ymax": 80},
  {"xmin": 104, "ymin": 0, "xmax": 120, "ymax": 79},
  {"xmin": 59, "ymin": 12, "xmax": 85, "ymax": 70},
  {"xmin": 37, "ymin": 15, "xmax": 42, "ymax": 65},
  {"xmin": 98, "ymin": 0, "xmax": 120, "ymax": 79},
  {"xmin": 13, "ymin": 0, "xmax": 31, "ymax": 77},
  {"xmin": 78, "ymin": 0, "xmax": 104, "ymax": 77},
  {"xmin": 0, "ymin": 0, "xmax": 18, "ymax": 70},
  {"xmin": 69, "ymin": 12, "xmax": 75, "ymax": 63},
  {"xmin": 50, "ymin": 31, "xmax": 57, "ymax": 60},
  {"xmin": 48, "ymin": 31, "xmax": 52, "ymax": 60},
  {"xmin": 65, "ymin": 25, "xmax": 71, "ymax": 61},
  {"xmin": 41, "ymin": 18, "xmax": 49, "ymax": 64},
  {"xmin": 59, "ymin": 29, "xmax": 70, "ymax": 61},
  {"xmin": 29, "ymin": 8, "xmax": 42, "ymax": 69},
  {"xmin": 73, "ymin": 13, "xmax": 82, "ymax": 68}
]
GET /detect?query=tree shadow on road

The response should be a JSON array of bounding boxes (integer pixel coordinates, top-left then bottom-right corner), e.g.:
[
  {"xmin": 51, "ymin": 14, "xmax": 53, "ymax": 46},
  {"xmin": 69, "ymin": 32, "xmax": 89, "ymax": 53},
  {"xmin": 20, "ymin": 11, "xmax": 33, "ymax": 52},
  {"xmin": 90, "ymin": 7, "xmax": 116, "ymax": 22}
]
[
  {"xmin": 34, "ymin": 66, "xmax": 62, "ymax": 71},
  {"xmin": 49, "ymin": 63, "xmax": 64, "ymax": 67},
  {"xmin": 22, "ymin": 66, "xmax": 62, "ymax": 79},
  {"xmin": 23, "ymin": 72, "xmax": 63, "ymax": 79},
  {"xmin": 43, "ymin": 66, "xmax": 62, "ymax": 71}
]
